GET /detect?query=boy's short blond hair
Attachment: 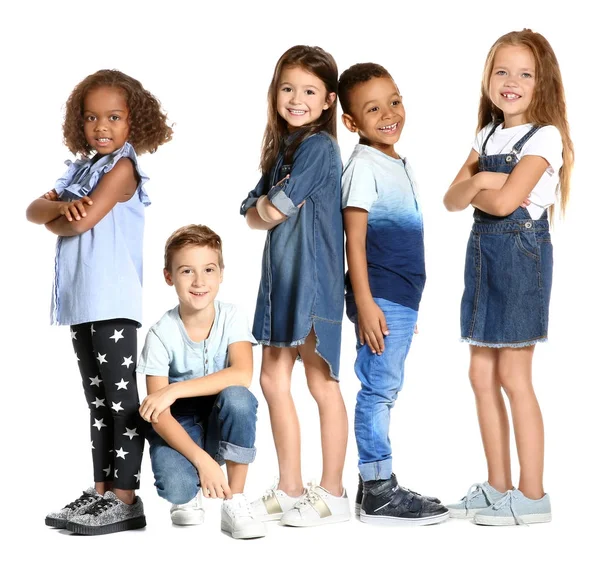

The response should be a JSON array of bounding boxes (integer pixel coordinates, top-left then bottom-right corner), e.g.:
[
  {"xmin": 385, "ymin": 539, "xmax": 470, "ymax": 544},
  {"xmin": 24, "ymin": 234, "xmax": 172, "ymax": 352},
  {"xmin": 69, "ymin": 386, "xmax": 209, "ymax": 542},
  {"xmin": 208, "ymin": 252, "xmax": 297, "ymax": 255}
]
[{"xmin": 164, "ymin": 225, "xmax": 224, "ymax": 272}]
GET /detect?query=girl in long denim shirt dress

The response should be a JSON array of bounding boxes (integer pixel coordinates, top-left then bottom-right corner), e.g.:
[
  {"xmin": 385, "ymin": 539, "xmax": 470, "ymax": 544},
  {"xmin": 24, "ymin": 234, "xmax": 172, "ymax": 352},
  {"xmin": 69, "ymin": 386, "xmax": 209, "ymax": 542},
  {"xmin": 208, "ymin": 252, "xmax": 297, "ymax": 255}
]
[
  {"xmin": 443, "ymin": 30, "xmax": 574, "ymax": 526},
  {"xmin": 240, "ymin": 45, "xmax": 350, "ymax": 527},
  {"xmin": 26, "ymin": 70, "xmax": 172, "ymax": 535}
]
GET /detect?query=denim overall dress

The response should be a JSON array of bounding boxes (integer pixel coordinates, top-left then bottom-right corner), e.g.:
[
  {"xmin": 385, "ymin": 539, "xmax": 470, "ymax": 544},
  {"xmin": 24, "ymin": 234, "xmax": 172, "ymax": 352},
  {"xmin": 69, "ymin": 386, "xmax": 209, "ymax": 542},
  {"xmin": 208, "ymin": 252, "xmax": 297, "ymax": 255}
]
[{"xmin": 460, "ymin": 125, "xmax": 553, "ymax": 348}]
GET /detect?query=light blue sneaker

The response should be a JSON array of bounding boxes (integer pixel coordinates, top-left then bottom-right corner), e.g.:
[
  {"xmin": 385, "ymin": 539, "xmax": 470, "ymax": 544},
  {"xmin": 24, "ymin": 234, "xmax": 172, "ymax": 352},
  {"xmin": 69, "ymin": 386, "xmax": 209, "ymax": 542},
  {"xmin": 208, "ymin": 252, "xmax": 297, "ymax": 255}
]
[
  {"xmin": 474, "ymin": 489, "xmax": 551, "ymax": 526},
  {"xmin": 446, "ymin": 482, "xmax": 505, "ymax": 518}
]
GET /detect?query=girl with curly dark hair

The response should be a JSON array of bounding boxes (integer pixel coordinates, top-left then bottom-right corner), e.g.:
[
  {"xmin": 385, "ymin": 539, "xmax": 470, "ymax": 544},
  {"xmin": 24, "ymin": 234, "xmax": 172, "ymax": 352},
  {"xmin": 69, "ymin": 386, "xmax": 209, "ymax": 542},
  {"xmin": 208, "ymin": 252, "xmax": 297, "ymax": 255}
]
[{"xmin": 26, "ymin": 69, "xmax": 173, "ymax": 535}]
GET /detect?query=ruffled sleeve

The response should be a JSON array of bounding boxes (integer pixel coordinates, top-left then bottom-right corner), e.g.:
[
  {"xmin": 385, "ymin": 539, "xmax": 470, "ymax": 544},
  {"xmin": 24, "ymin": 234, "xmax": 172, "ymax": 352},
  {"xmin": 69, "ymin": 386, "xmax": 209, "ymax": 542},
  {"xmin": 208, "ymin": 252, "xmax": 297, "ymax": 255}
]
[{"xmin": 54, "ymin": 142, "xmax": 150, "ymax": 205}]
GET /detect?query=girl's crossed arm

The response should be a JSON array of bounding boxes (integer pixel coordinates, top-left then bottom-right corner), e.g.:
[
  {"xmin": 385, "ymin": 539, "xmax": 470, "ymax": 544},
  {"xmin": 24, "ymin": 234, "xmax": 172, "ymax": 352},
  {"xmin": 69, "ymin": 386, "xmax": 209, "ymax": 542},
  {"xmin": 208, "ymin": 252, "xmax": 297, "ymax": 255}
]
[
  {"xmin": 444, "ymin": 149, "xmax": 547, "ymax": 216},
  {"xmin": 42, "ymin": 158, "xmax": 138, "ymax": 236}
]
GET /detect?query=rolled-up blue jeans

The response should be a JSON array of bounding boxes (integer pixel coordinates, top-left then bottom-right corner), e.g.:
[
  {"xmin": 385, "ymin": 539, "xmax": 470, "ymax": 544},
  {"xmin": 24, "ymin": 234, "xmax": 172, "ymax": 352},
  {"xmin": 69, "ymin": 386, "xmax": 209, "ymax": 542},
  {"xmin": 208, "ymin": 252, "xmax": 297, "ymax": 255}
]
[
  {"xmin": 147, "ymin": 386, "xmax": 258, "ymax": 504},
  {"xmin": 352, "ymin": 298, "xmax": 418, "ymax": 481}
]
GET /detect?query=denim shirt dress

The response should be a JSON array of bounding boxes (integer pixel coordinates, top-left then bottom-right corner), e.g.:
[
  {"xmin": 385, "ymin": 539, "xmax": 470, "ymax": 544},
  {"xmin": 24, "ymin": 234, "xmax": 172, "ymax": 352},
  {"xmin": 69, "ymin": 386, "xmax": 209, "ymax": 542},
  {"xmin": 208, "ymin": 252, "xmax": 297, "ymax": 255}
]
[
  {"xmin": 51, "ymin": 142, "xmax": 150, "ymax": 327},
  {"xmin": 240, "ymin": 132, "xmax": 344, "ymax": 380}
]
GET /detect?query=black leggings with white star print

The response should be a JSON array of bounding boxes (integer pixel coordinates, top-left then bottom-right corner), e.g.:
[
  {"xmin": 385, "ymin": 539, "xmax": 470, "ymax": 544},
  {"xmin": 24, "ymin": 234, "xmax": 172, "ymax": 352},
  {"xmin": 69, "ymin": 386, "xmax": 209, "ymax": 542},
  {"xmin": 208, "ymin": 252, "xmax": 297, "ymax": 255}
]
[{"xmin": 71, "ymin": 319, "xmax": 145, "ymax": 490}]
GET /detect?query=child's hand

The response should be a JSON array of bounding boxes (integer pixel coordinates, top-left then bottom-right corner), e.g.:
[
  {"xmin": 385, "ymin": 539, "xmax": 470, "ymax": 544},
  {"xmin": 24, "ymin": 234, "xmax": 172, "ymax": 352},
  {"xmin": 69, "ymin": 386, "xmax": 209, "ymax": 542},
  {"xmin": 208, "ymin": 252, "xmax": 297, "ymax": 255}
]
[
  {"xmin": 414, "ymin": 324, "xmax": 419, "ymax": 334},
  {"xmin": 59, "ymin": 197, "xmax": 93, "ymax": 221},
  {"xmin": 196, "ymin": 458, "xmax": 232, "ymax": 500},
  {"xmin": 43, "ymin": 189, "xmax": 59, "ymax": 201},
  {"xmin": 139, "ymin": 386, "xmax": 176, "ymax": 423},
  {"xmin": 520, "ymin": 195, "xmax": 532, "ymax": 208},
  {"xmin": 357, "ymin": 300, "xmax": 389, "ymax": 355}
]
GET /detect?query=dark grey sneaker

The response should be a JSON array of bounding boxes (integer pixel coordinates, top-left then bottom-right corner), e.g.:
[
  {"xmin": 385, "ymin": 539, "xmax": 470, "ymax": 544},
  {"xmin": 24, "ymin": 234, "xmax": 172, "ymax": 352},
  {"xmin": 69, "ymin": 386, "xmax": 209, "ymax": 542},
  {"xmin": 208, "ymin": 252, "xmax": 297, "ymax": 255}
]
[
  {"xmin": 355, "ymin": 474, "xmax": 442, "ymax": 517},
  {"xmin": 66, "ymin": 491, "xmax": 146, "ymax": 535},
  {"xmin": 45, "ymin": 487, "xmax": 102, "ymax": 529},
  {"xmin": 360, "ymin": 475, "xmax": 449, "ymax": 525}
]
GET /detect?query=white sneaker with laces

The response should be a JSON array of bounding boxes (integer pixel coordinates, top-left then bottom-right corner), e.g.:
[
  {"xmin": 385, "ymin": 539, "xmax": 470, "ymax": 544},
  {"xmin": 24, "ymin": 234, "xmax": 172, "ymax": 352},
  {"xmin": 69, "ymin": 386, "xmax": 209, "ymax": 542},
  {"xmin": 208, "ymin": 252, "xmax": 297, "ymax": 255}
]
[
  {"xmin": 250, "ymin": 478, "xmax": 305, "ymax": 522},
  {"xmin": 222, "ymin": 493, "xmax": 267, "ymax": 539},
  {"xmin": 170, "ymin": 491, "xmax": 205, "ymax": 526},
  {"xmin": 280, "ymin": 483, "xmax": 350, "ymax": 527}
]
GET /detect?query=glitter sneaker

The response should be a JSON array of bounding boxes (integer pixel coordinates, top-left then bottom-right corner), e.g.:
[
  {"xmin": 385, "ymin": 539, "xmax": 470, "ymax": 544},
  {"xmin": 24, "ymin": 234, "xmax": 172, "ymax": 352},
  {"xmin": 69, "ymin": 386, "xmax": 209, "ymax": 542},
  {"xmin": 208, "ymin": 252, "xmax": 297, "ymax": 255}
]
[
  {"xmin": 66, "ymin": 491, "xmax": 146, "ymax": 535},
  {"xmin": 45, "ymin": 487, "xmax": 102, "ymax": 529}
]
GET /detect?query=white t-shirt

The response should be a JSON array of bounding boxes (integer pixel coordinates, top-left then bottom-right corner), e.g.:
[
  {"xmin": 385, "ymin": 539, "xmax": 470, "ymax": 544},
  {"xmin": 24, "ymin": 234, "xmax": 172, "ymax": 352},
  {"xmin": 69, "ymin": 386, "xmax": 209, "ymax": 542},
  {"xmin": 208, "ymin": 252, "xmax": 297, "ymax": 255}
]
[{"xmin": 473, "ymin": 123, "xmax": 563, "ymax": 220}]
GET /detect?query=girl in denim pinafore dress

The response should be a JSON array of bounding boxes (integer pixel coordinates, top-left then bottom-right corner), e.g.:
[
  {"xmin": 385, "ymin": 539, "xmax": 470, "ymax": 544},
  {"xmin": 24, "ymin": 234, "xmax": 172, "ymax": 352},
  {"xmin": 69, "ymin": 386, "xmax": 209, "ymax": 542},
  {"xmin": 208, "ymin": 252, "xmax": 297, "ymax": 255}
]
[
  {"xmin": 26, "ymin": 70, "xmax": 172, "ymax": 535},
  {"xmin": 443, "ymin": 30, "xmax": 573, "ymax": 526},
  {"xmin": 240, "ymin": 46, "xmax": 350, "ymax": 527}
]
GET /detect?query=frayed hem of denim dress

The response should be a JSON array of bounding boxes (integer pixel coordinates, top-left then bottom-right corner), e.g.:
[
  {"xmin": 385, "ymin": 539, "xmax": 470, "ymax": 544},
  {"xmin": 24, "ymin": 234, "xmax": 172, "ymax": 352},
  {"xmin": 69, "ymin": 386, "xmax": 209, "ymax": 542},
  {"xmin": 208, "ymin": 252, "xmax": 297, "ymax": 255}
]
[
  {"xmin": 460, "ymin": 336, "xmax": 548, "ymax": 349},
  {"xmin": 255, "ymin": 326, "xmax": 341, "ymax": 382}
]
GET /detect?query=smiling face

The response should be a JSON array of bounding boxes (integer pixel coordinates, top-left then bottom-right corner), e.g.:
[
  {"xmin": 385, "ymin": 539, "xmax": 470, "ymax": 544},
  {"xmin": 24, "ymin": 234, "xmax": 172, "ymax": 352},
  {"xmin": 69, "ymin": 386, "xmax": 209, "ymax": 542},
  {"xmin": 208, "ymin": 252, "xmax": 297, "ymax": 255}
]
[
  {"xmin": 276, "ymin": 66, "xmax": 334, "ymax": 130},
  {"xmin": 341, "ymin": 75, "xmax": 405, "ymax": 158},
  {"xmin": 83, "ymin": 86, "xmax": 130, "ymax": 154},
  {"xmin": 488, "ymin": 44, "xmax": 536, "ymax": 127},
  {"xmin": 164, "ymin": 245, "xmax": 223, "ymax": 316}
]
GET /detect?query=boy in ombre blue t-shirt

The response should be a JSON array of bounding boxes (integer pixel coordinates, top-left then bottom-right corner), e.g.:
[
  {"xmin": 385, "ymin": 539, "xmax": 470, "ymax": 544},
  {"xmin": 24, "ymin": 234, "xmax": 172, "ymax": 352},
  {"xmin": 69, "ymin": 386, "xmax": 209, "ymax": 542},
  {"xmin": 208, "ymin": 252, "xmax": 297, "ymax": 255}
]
[{"xmin": 339, "ymin": 63, "xmax": 448, "ymax": 526}]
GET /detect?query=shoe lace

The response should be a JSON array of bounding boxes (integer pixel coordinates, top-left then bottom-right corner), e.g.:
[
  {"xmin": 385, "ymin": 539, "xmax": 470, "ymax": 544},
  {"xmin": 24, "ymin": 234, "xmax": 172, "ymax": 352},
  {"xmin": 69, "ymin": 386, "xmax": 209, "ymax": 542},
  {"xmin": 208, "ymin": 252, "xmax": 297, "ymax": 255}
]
[
  {"xmin": 65, "ymin": 491, "xmax": 98, "ymax": 510},
  {"xmin": 488, "ymin": 491, "xmax": 525, "ymax": 526},
  {"xmin": 296, "ymin": 481, "xmax": 320, "ymax": 508},
  {"xmin": 229, "ymin": 497, "xmax": 253, "ymax": 519},
  {"xmin": 462, "ymin": 483, "xmax": 487, "ymax": 513},
  {"xmin": 261, "ymin": 478, "xmax": 280, "ymax": 501},
  {"xmin": 88, "ymin": 497, "xmax": 118, "ymax": 516}
]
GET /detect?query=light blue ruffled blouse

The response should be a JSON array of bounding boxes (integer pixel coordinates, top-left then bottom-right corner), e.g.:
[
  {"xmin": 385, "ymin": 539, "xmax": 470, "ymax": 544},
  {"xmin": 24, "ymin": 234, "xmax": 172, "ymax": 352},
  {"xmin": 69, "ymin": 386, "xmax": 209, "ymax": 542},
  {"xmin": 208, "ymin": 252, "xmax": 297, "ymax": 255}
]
[{"xmin": 51, "ymin": 142, "xmax": 150, "ymax": 327}]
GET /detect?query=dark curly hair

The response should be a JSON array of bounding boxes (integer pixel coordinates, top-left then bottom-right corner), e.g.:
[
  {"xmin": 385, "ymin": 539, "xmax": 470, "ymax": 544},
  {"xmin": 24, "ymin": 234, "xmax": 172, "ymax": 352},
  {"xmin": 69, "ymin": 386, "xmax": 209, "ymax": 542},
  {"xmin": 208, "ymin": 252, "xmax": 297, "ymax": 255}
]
[
  {"xmin": 338, "ymin": 63, "xmax": 392, "ymax": 115},
  {"xmin": 63, "ymin": 69, "xmax": 173, "ymax": 156}
]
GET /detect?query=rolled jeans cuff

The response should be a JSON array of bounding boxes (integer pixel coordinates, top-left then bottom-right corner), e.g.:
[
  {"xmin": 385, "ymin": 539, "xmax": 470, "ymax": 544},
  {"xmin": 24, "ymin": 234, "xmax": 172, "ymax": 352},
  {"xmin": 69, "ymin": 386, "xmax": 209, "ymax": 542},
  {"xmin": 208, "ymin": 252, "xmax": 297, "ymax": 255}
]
[
  {"xmin": 216, "ymin": 441, "xmax": 256, "ymax": 465},
  {"xmin": 359, "ymin": 459, "xmax": 392, "ymax": 481}
]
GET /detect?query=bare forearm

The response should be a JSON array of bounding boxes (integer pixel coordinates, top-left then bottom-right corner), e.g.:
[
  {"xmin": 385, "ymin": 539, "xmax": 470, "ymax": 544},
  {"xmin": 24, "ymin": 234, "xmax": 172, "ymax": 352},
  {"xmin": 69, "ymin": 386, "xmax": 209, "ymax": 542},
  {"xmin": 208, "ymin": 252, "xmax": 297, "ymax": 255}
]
[
  {"xmin": 45, "ymin": 216, "xmax": 81, "ymax": 236},
  {"xmin": 172, "ymin": 366, "xmax": 252, "ymax": 400},
  {"xmin": 245, "ymin": 205, "xmax": 286, "ymax": 230},
  {"xmin": 152, "ymin": 413, "xmax": 211, "ymax": 467},
  {"xmin": 26, "ymin": 199, "xmax": 63, "ymax": 225},
  {"xmin": 443, "ymin": 177, "xmax": 481, "ymax": 212},
  {"xmin": 346, "ymin": 237, "xmax": 374, "ymax": 307},
  {"xmin": 471, "ymin": 189, "xmax": 513, "ymax": 216}
]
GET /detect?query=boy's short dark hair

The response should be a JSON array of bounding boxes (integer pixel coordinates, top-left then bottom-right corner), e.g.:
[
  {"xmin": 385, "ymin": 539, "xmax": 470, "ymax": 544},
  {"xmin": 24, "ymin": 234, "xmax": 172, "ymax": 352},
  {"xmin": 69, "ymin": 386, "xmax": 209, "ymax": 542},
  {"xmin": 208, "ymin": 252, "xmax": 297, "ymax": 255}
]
[
  {"xmin": 338, "ymin": 63, "xmax": 392, "ymax": 115},
  {"xmin": 164, "ymin": 224, "xmax": 224, "ymax": 271}
]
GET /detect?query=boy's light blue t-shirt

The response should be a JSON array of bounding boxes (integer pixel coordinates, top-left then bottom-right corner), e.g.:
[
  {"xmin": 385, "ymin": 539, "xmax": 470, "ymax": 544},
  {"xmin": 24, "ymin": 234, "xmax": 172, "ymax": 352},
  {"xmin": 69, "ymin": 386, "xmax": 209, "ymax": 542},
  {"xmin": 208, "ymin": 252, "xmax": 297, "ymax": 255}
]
[
  {"xmin": 342, "ymin": 144, "xmax": 425, "ymax": 314},
  {"xmin": 137, "ymin": 300, "xmax": 256, "ymax": 415}
]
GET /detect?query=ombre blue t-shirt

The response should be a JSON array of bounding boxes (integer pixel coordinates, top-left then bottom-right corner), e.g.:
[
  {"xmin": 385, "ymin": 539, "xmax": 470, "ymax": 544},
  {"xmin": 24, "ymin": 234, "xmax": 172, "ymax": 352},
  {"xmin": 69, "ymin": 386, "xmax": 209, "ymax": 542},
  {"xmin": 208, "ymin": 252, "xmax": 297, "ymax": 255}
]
[{"xmin": 342, "ymin": 144, "xmax": 425, "ymax": 316}]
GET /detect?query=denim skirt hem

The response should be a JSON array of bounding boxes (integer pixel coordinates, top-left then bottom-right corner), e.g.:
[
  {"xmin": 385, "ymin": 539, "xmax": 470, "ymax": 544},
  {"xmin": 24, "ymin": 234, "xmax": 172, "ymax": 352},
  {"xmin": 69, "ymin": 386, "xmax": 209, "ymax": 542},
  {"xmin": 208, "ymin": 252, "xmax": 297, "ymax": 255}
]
[{"xmin": 460, "ymin": 336, "xmax": 548, "ymax": 349}]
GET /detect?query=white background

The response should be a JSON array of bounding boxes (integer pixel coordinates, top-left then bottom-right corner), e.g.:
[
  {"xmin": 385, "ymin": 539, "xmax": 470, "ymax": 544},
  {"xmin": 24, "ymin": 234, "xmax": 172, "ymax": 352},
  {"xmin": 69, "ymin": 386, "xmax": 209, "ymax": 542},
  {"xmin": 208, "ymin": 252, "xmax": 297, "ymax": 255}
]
[{"xmin": 1, "ymin": 0, "xmax": 597, "ymax": 581}]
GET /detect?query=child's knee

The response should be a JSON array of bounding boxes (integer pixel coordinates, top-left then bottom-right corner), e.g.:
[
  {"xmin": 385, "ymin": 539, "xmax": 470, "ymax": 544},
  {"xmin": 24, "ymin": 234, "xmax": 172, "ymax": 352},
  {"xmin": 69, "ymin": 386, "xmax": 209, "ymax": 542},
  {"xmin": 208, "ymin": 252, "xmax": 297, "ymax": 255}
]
[{"xmin": 217, "ymin": 386, "xmax": 258, "ymax": 419}]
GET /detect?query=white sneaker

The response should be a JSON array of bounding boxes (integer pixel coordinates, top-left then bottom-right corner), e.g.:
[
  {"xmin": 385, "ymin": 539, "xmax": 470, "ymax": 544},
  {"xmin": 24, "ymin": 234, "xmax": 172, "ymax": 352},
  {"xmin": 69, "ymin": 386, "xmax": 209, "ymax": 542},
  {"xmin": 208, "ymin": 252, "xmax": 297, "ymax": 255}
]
[
  {"xmin": 251, "ymin": 478, "xmax": 305, "ymax": 522},
  {"xmin": 170, "ymin": 491, "xmax": 205, "ymax": 526},
  {"xmin": 280, "ymin": 483, "xmax": 351, "ymax": 527},
  {"xmin": 221, "ymin": 493, "xmax": 267, "ymax": 539}
]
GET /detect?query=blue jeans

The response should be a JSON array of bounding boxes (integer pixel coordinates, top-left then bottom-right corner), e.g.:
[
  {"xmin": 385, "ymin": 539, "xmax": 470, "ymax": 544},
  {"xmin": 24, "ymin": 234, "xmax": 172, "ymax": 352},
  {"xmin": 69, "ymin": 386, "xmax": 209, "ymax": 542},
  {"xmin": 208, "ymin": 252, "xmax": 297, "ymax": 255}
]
[
  {"xmin": 352, "ymin": 298, "xmax": 418, "ymax": 481},
  {"xmin": 147, "ymin": 386, "xmax": 258, "ymax": 504}
]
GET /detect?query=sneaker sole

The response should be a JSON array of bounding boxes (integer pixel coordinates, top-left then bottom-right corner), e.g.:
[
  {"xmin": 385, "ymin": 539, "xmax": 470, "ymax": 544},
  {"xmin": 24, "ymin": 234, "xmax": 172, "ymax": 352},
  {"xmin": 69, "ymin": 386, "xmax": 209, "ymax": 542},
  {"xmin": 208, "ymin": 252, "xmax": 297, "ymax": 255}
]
[
  {"xmin": 360, "ymin": 509, "xmax": 450, "ymax": 526},
  {"xmin": 67, "ymin": 516, "xmax": 147, "ymax": 535},
  {"xmin": 256, "ymin": 512, "xmax": 284, "ymax": 522},
  {"xmin": 280, "ymin": 513, "xmax": 351, "ymax": 527},
  {"xmin": 171, "ymin": 511, "xmax": 205, "ymax": 526},
  {"xmin": 45, "ymin": 517, "xmax": 68, "ymax": 529},
  {"xmin": 474, "ymin": 512, "xmax": 552, "ymax": 526},
  {"xmin": 221, "ymin": 520, "xmax": 266, "ymax": 539},
  {"xmin": 448, "ymin": 507, "xmax": 480, "ymax": 519}
]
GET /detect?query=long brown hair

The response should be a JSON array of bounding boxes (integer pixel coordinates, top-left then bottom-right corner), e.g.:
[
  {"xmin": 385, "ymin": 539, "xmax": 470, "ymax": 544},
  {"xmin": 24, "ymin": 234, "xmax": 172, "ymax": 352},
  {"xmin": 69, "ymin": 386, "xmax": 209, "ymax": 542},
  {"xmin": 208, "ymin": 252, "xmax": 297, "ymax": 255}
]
[
  {"xmin": 478, "ymin": 29, "xmax": 574, "ymax": 217},
  {"xmin": 260, "ymin": 45, "xmax": 338, "ymax": 176}
]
